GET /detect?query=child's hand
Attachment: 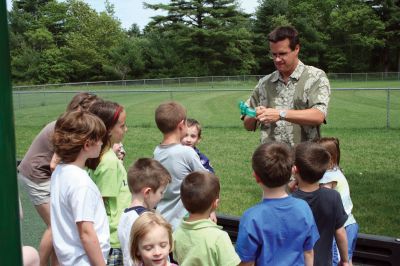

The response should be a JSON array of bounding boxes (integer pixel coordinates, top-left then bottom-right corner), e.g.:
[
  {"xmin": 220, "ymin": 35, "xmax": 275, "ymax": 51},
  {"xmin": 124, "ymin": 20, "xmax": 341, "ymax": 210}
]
[
  {"xmin": 287, "ymin": 179, "xmax": 298, "ymax": 193},
  {"xmin": 112, "ymin": 143, "xmax": 126, "ymax": 161}
]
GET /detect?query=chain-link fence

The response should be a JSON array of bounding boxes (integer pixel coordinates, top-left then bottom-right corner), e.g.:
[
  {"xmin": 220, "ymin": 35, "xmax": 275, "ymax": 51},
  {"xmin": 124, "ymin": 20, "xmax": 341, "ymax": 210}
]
[{"xmin": 12, "ymin": 72, "xmax": 400, "ymax": 91}]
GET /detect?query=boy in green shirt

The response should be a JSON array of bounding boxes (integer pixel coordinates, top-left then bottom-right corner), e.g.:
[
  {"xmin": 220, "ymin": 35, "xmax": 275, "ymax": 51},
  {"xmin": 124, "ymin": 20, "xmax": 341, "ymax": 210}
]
[{"xmin": 173, "ymin": 171, "xmax": 240, "ymax": 266}]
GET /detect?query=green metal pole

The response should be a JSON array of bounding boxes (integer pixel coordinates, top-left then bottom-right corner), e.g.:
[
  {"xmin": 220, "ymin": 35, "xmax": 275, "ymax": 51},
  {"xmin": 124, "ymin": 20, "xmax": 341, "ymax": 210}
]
[{"xmin": 0, "ymin": 0, "xmax": 23, "ymax": 265}]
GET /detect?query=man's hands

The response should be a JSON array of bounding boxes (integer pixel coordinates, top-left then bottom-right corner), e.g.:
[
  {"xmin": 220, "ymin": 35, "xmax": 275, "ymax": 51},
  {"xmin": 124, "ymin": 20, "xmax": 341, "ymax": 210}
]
[{"xmin": 256, "ymin": 106, "xmax": 281, "ymax": 124}]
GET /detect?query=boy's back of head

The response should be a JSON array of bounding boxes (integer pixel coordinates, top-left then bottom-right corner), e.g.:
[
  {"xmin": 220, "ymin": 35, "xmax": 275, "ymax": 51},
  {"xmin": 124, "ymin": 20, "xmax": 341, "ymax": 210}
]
[
  {"xmin": 155, "ymin": 101, "xmax": 186, "ymax": 134},
  {"xmin": 181, "ymin": 171, "xmax": 220, "ymax": 214},
  {"xmin": 252, "ymin": 142, "xmax": 293, "ymax": 188},
  {"xmin": 127, "ymin": 158, "xmax": 171, "ymax": 194},
  {"xmin": 295, "ymin": 141, "xmax": 331, "ymax": 184}
]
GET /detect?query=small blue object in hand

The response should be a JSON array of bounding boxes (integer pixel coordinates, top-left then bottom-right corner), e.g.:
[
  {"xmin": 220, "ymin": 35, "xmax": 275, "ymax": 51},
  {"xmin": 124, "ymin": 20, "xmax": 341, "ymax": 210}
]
[{"xmin": 239, "ymin": 101, "xmax": 256, "ymax": 118}]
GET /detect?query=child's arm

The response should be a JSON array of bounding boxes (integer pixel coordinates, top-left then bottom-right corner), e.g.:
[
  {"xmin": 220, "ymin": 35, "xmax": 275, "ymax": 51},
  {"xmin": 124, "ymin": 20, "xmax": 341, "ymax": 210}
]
[
  {"xmin": 303, "ymin": 249, "xmax": 314, "ymax": 266},
  {"xmin": 77, "ymin": 221, "xmax": 106, "ymax": 266},
  {"xmin": 50, "ymin": 153, "xmax": 61, "ymax": 172},
  {"xmin": 335, "ymin": 226, "xmax": 349, "ymax": 266},
  {"xmin": 320, "ymin": 181, "xmax": 337, "ymax": 189},
  {"xmin": 287, "ymin": 179, "xmax": 298, "ymax": 193}
]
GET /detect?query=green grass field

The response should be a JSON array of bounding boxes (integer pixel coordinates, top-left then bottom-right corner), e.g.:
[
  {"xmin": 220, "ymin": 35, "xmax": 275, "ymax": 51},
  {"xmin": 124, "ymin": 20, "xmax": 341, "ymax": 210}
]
[{"xmin": 16, "ymin": 80, "xmax": 400, "ymax": 248}]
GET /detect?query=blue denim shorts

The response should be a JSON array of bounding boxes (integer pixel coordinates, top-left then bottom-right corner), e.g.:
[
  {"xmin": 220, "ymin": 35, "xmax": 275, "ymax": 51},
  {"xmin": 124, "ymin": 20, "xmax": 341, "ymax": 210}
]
[{"xmin": 333, "ymin": 223, "xmax": 359, "ymax": 265}]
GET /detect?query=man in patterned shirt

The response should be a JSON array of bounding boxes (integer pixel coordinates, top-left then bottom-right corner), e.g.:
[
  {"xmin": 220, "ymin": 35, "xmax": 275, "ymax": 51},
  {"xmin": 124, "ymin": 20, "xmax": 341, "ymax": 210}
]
[{"xmin": 242, "ymin": 26, "xmax": 330, "ymax": 146}]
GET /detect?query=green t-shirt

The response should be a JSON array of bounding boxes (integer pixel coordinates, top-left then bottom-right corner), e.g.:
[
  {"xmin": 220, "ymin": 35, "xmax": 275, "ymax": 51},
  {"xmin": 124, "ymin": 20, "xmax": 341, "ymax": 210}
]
[
  {"xmin": 88, "ymin": 148, "xmax": 131, "ymax": 248},
  {"xmin": 173, "ymin": 218, "xmax": 241, "ymax": 266}
]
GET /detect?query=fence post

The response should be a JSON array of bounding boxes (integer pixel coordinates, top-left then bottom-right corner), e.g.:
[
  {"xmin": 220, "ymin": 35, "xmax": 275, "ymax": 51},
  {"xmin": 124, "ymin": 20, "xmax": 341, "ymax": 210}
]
[
  {"xmin": 386, "ymin": 89, "xmax": 390, "ymax": 129},
  {"xmin": 0, "ymin": 0, "xmax": 23, "ymax": 264}
]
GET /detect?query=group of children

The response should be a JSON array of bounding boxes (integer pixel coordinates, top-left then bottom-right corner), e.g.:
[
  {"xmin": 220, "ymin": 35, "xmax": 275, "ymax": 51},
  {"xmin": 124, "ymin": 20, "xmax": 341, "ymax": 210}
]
[{"xmin": 22, "ymin": 92, "xmax": 358, "ymax": 266}]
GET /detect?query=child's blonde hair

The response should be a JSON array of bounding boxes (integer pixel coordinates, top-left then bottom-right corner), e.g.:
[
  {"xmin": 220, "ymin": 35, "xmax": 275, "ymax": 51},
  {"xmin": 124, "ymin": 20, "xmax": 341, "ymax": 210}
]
[{"xmin": 129, "ymin": 211, "xmax": 173, "ymax": 264}]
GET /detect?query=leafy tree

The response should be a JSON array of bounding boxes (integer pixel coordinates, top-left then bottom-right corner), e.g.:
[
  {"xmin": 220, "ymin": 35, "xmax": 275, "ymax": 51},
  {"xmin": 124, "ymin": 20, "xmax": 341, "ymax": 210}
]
[
  {"xmin": 126, "ymin": 23, "xmax": 141, "ymax": 37},
  {"xmin": 325, "ymin": 0, "xmax": 384, "ymax": 72},
  {"xmin": 105, "ymin": 36, "xmax": 147, "ymax": 79},
  {"xmin": 9, "ymin": 0, "xmax": 125, "ymax": 83},
  {"xmin": 368, "ymin": 0, "xmax": 400, "ymax": 71},
  {"xmin": 251, "ymin": 0, "xmax": 290, "ymax": 74},
  {"xmin": 144, "ymin": 0, "xmax": 255, "ymax": 76},
  {"xmin": 63, "ymin": 0, "xmax": 124, "ymax": 81}
]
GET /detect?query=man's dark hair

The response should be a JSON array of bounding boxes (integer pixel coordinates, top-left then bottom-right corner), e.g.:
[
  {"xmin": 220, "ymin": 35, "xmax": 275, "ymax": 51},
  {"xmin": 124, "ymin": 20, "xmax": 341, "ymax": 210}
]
[
  {"xmin": 181, "ymin": 171, "xmax": 220, "ymax": 214},
  {"xmin": 295, "ymin": 142, "xmax": 331, "ymax": 183},
  {"xmin": 252, "ymin": 142, "xmax": 293, "ymax": 188},
  {"xmin": 268, "ymin": 26, "xmax": 299, "ymax": 50}
]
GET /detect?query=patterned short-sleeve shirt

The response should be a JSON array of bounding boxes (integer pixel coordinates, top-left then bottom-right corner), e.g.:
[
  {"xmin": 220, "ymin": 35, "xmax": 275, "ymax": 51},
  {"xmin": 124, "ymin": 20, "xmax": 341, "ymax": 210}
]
[{"xmin": 247, "ymin": 61, "xmax": 330, "ymax": 146}]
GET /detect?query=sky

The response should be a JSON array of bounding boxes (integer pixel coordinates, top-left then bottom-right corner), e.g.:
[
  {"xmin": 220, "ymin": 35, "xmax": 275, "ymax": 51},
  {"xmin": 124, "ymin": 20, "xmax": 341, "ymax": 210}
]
[{"xmin": 6, "ymin": 0, "xmax": 260, "ymax": 30}]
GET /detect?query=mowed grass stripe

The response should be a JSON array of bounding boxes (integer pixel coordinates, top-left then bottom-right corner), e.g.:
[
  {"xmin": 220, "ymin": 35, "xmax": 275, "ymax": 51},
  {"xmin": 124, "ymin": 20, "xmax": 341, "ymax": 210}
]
[{"xmin": 15, "ymin": 82, "xmax": 400, "ymax": 249}]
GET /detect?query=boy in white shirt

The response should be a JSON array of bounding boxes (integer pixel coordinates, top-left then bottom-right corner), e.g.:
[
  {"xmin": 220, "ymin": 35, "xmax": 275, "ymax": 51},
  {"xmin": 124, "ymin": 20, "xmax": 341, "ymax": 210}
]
[{"xmin": 50, "ymin": 111, "xmax": 110, "ymax": 265}]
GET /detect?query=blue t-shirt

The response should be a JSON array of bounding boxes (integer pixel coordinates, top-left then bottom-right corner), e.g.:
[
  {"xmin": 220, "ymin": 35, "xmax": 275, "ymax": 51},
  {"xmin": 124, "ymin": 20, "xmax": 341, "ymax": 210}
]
[
  {"xmin": 194, "ymin": 147, "xmax": 214, "ymax": 173},
  {"xmin": 236, "ymin": 196, "xmax": 319, "ymax": 265}
]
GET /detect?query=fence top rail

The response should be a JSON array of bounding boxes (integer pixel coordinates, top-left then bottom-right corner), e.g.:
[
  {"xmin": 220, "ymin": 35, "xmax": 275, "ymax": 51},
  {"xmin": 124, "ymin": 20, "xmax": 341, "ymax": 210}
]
[
  {"xmin": 12, "ymin": 72, "xmax": 400, "ymax": 89},
  {"xmin": 12, "ymin": 87, "xmax": 400, "ymax": 94}
]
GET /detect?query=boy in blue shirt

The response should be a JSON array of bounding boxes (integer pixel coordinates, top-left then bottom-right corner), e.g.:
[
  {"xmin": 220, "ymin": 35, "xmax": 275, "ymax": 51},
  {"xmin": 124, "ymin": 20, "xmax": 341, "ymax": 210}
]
[{"xmin": 236, "ymin": 142, "xmax": 319, "ymax": 266}]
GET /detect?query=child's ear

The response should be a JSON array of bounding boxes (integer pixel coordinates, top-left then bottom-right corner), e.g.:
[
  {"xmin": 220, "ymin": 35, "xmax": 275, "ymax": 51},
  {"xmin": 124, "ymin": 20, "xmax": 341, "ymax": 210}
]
[
  {"xmin": 142, "ymin": 187, "xmax": 152, "ymax": 197},
  {"xmin": 179, "ymin": 119, "xmax": 186, "ymax": 127},
  {"xmin": 212, "ymin": 198, "xmax": 220, "ymax": 210},
  {"xmin": 83, "ymin": 141, "xmax": 91, "ymax": 151},
  {"xmin": 252, "ymin": 171, "xmax": 262, "ymax": 183},
  {"xmin": 292, "ymin": 165, "xmax": 298, "ymax": 174}
]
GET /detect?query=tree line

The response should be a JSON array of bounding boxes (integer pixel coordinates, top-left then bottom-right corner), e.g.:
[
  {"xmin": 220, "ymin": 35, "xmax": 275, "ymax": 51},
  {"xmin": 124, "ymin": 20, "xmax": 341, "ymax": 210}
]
[{"xmin": 8, "ymin": 0, "xmax": 400, "ymax": 85}]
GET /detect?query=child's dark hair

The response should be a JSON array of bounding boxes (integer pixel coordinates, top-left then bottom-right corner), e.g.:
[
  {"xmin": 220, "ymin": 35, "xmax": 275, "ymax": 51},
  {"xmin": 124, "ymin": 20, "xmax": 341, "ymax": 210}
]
[
  {"xmin": 87, "ymin": 100, "xmax": 124, "ymax": 169},
  {"xmin": 88, "ymin": 100, "xmax": 124, "ymax": 146},
  {"xmin": 155, "ymin": 101, "xmax": 186, "ymax": 134},
  {"xmin": 181, "ymin": 171, "xmax": 220, "ymax": 214},
  {"xmin": 66, "ymin": 92, "xmax": 103, "ymax": 112},
  {"xmin": 52, "ymin": 111, "xmax": 106, "ymax": 164},
  {"xmin": 252, "ymin": 142, "xmax": 293, "ymax": 188},
  {"xmin": 186, "ymin": 118, "xmax": 202, "ymax": 138},
  {"xmin": 128, "ymin": 158, "xmax": 171, "ymax": 194},
  {"xmin": 295, "ymin": 142, "xmax": 331, "ymax": 183},
  {"xmin": 314, "ymin": 137, "xmax": 340, "ymax": 167}
]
